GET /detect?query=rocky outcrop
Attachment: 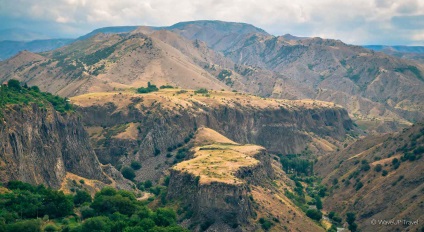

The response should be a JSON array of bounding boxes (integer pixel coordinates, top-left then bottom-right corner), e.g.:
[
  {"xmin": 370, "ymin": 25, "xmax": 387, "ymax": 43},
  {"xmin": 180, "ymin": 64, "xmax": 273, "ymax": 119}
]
[
  {"xmin": 167, "ymin": 170, "xmax": 254, "ymax": 231},
  {"xmin": 0, "ymin": 104, "xmax": 110, "ymax": 188},
  {"xmin": 76, "ymin": 93, "xmax": 354, "ymax": 162},
  {"xmin": 166, "ymin": 129, "xmax": 274, "ymax": 231}
]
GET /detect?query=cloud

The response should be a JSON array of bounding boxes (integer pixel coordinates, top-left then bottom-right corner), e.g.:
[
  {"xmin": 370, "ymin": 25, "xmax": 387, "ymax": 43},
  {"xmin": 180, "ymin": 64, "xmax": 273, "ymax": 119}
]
[{"xmin": 0, "ymin": 0, "xmax": 423, "ymax": 45}]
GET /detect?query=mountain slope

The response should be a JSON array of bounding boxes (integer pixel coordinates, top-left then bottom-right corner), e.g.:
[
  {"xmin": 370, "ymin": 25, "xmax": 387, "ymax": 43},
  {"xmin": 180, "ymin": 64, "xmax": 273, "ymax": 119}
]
[
  {"xmin": 168, "ymin": 21, "xmax": 424, "ymax": 132},
  {"xmin": 71, "ymin": 88, "xmax": 354, "ymax": 182},
  {"xmin": 316, "ymin": 122, "xmax": 424, "ymax": 232},
  {"xmin": 0, "ymin": 32, "xmax": 229, "ymax": 97},
  {"xmin": 167, "ymin": 127, "xmax": 325, "ymax": 231},
  {"xmin": 168, "ymin": 20, "xmax": 269, "ymax": 51},
  {"xmin": 364, "ymin": 45, "xmax": 424, "ymax": 63}
]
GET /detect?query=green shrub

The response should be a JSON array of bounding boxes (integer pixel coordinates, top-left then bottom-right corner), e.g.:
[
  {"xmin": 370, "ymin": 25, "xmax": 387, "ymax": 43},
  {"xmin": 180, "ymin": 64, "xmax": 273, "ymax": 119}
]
[
  {"xmin": 194, "ymin": 88, "xmax": 208, "ymax": 94},
  {"xmin": 374, "ymin": 164, "xmax": 382, "ymax": 172},
  {"xmin": 44, "ymin": 224, "xmax": 59, "ymax": 232},
  {"xmin": 306, "ymin": 209, "xmax": 322, "ymax": 221},
  {"xmin": 382, "ymin": 170, "xmax": 388, "ymax": 176},
  {"xmin": 130, "ymin": 161, "xmax": 142, "ymax": 170},
  {"xmin": 137, "ymin": 82, "xmax": 158, "ymax": 94},
  {"xmin": 121, "ymin": 167, "xmax": 136, "ymax": 180},
  {"xmin": 74, "ymin": 190, "xmax": 92, "ymax": 206}
]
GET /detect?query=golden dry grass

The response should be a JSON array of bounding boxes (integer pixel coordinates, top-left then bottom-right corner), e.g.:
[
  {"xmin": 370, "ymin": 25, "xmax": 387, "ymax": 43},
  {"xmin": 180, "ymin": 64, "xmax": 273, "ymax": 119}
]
[
  {"xmin": 70, "ymin": 89, "xmax": 340, "ymax": 112},
  {"xmin": 172, "ymin": 127, "xmax": 264, "ymax": 185},
  {"xmin": 59, "ymin": 172, "xmax": 106, "ymax": 196}
]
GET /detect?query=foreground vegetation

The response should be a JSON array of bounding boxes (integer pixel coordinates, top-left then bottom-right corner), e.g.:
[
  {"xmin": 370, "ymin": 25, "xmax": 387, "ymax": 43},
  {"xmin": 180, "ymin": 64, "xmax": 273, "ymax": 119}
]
[
  {"xmin": 0, "ymin": 79, "xmax": 73, "ymax": 116},
  {"xmin": 0, "ymin": 181, "xmax": 187, "ymax": 232}
]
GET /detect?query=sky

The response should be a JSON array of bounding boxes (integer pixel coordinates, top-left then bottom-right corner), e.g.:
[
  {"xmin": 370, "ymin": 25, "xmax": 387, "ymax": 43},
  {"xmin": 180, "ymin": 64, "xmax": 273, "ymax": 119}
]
[{"xmin": 0, "ymin": 0, "xmax": 423, "ymax": 45}]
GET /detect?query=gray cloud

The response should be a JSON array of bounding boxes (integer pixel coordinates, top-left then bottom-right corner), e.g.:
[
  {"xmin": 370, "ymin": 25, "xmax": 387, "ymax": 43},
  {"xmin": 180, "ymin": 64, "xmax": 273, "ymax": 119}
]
[{"xmin": 0, "ymin": 0, "xmax": 423, "ymax": 45}]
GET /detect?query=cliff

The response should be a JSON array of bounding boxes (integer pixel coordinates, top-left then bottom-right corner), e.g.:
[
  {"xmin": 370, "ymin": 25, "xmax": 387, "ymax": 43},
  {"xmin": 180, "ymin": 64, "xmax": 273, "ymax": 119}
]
[
  {"xmin": 71, "ymin": 90, "xmax": 354, "ymax": 181},
  {"xmin": 166, "ymin": 128, "xmax": 324, "ymax": 231},
  {"xmin": 0, "ymin": 103, "xmax": 110, "ymax": 188},
  {"xmin": 166, "ymin": 128, "xmax": 269, "ymax": 231}
]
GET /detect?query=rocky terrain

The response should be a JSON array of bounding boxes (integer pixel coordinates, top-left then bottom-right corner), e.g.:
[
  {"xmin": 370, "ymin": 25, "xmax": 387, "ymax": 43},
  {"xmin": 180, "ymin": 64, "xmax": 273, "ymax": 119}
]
[
  {"xmin": 316, "ymin": 121, "xmax": 424, "ymax": 232},
  {"xmin": 1, "ymin": 21, "xmax": 423, "ymax": 133},
  {"xmin": 70, "ymin": 88, "xmax": 354, "ymax": 182},
  {"xmin": 167, "ymin": 127, "xmax": 324, "ymax": 231},
  {"xmin": 0, "ymin": 85, "xmax": 133, "ymax": 191}
]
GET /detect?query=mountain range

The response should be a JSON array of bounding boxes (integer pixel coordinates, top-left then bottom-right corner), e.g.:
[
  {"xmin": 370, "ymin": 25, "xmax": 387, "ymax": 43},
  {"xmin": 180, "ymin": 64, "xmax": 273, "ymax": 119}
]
[
  {"xmin": 0, "ymin": 20, "xmax": 423, "ymax": 232},
  {"xmin": 1, "ymin": 20, "xmax": 423, "ymax": 133}
]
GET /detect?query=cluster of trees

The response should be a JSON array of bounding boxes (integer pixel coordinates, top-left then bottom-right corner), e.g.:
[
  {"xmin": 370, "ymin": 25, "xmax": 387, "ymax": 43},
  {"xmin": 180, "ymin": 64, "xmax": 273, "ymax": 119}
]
[
  {"xmin": 194, "ymin": 88, "xmax": 208, "ymax": 94},
  {"xmin": 137, "ymin": 82, "xmax": 159, "ymax": 94},
  {"xmin": 278, "ymin": 154, "xmax": 314, "ymax": 176},
  {"xmin": 0, "ymin": 79, "xmax": 73, "ymax": 115},
  {"xmin": 0, "ymin": 181, "xmax": 187, "ymax": 232}
]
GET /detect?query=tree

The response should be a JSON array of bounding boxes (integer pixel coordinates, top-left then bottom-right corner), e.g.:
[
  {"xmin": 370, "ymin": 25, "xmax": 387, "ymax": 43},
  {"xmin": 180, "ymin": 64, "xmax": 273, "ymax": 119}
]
[
  {"xmin": 346, "ymin": 212, "xmax": 357, "ymax": 232},
  {"xmin": 144, "ymin": 180, "xmax": 153, "ymax": 189},
  {"xmin": 7, "ymin": 79, "xmax": 21, "ymax": 90},
  {"xmin": 5, "ymin": 219, "xmax": 42, "ymax": 232},
  {"xmin": 374, "ymin": 164, "xmax": 382, "ymax": 172},
  {"xmin": 121, "ymin": 167, "xmax": 136, "ymax": 180},
  {"xmin": 152, "ymin": 208, "xmax": 177, "ymax": 227},
  {"xmin": 42, "ymin": 190, "xmax": 74, "ymax": 218},
  {"xmin": 315, "ymin": 197, "xmax": 323, "ymax": 210},
  {"xmin": 74, "ymin": 190, "xmax": 92, "ymax": 206},
  {"xmin": 306, "ymin": 209, "xmax": 322, "ymax": 221},
  {"xmin": 81, "ymin": 216, "xmax": 111, "ymax": 232},
  {"xmin": 130, "ymin": 161, "xmax": 142, "ymax": 170}
]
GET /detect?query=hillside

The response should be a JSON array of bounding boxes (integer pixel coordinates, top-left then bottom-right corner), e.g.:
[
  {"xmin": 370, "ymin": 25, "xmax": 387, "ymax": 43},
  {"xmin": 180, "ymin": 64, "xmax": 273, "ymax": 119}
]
[
  {"xmin": 364, "ymin": 45, "xmax": 424, "ymax": 63},
  {"xmin": 0, "ymin": 31, "xmax": 230, "ymax": 97},
  {"xmin": 169, "ymin": 21, "xmax": 424, "ymax": 132},
  {"xmin": 167, "ymin": 127, "xmax": 324, "ymax": 231},
  {"xmin": 316, "ymin": 122, "xmax": 424, "ymax": 232},
  {"xmin": 70, "ymin": 88, "xmax": 354, "ymax": 182},
  {"xmin": 1, "ymin": 21, "xmax": 423, "ymax": 133}
]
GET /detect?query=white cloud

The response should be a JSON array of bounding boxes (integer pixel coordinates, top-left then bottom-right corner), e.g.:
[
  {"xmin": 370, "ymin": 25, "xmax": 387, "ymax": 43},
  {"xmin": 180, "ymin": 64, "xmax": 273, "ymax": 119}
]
[{"xmin": 0, "ymin": 0, "xmax": 423, "ymax": 45}]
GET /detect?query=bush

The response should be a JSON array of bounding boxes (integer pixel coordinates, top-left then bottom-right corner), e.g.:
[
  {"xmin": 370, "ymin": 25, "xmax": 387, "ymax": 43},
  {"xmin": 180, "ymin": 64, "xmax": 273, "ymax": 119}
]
[
  {"xmin": 382, "ymin": 170, "xmax": 388, "ymax": 176},
  {"xmin": 332, "ymin": 215, "xmax": 342, "ymax": 224},
  {"xmin": 44, "ymin": 224, "xmax": 59, "ymax": 232},
  {"xmin": 315, "ymin": 197, "xmax": 323, "ymax": 210},
  {"xmin": 306, "ymin": 209, "xmax": 322, "ymax": 221},
  {"xmin": 6, "ymin": 219, "xmax": 42, "ymax": 232},
  {"xmin": 328, "ymin": 211, "xmax": 335, "ymax": 219},
  {"xmin": 121, "ymin": 167, "xmax": 136, "ymax": 180},
  {"xmin": 74, "ymin": 190, "xmax": 92, "ymax": 206},
  {"xmin": 159, "ymin": 85, "xmax": 174, "ymax": 89},
  {"xmin": 130, "ymin": 161, "xmax": 142, "ymax": 170},
  {"xmin": 81, "ymin": 216, "xmax": 111, "ymax": 232},
  {"xmin": 355, "ymin": 182, "xmax": 363, "ymax": 191},
  {"xmin": 374, "ymin": 164, "xmax": 382, "ymax": 172},
  {"xmin": 194, "ymin": 88, "xmax": 208, "ymax": 94},
  {"xmin": 348, "ymin": 222, "xmax": 358, "ymax": 232},
  {"xmin": 152, "ymin": 208, "xmax": 177, "ymax": 227},
  {"xmin": 80, "ymin": 206, "xmax": 96, "ymax": 219},
  {"xmin": 137, "ymin": 82, "xmax": 158, "ymax": 94},
  {"xmin": 144, "ymin": 180, "xmax": 153, "ymax": 189},
  {"xmin": 7, "ymin": 79, "xmax": 21, "ymax": 90},
  {"xmin": 346, "ymin": 212, "xmax": 356, "ymax": 225}
]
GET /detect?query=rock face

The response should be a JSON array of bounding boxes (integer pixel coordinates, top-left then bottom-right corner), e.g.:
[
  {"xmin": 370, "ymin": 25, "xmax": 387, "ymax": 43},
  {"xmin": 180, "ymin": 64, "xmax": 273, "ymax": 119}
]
[
  {"xmin": 0, "ymin": 104, "xmax": 110, "ymax": 188},
  {"xmin": 166, "ymin": 128, "xmax": 274, "ymax": 231},
  {"xmin": 71, "ymin": 90, "xmax": 354, "ymax": 180}
]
